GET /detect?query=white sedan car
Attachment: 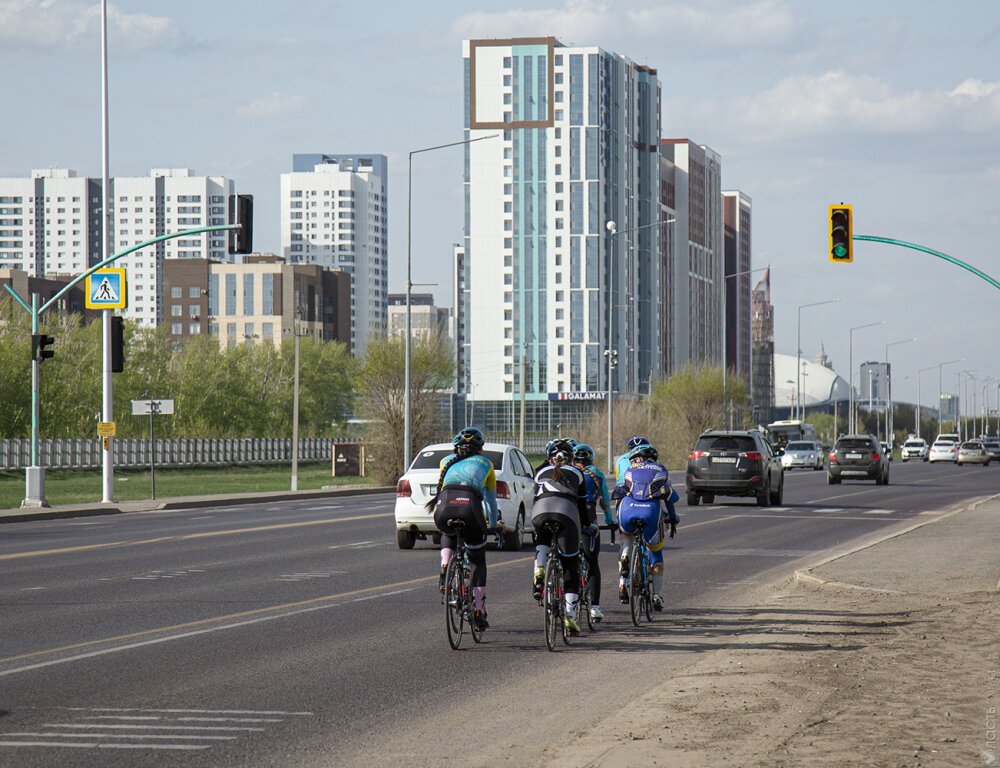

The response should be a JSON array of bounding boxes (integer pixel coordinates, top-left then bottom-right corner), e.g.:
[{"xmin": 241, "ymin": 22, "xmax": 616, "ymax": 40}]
[
  {"xmin": 900, "ymin": 438, "xmax": 929, "ymax": 462},
  {"xmin": 394, "ymin": 442, "xmax": 535, "ymax": 550},
  {"xmin": 780, "ymin": 440, "xmax": 824, "ymax": 470},
  {"xmin": 928, "ymin": 439, "xmax": 958, "ymax": 463}
]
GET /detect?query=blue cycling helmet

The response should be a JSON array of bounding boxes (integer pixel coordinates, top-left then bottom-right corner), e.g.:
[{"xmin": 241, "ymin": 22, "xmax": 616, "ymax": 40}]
[
  {"xmin": 558, "ymin": 436, "xmax": 578, "ymax": 448},
  {"xmin": 627, "ymin": 436, "xmax": 649, "ymax": 451},
  {"xmin": 453, "ymin": 427, "xmax": 485, "ymax": 452},
  {"xmin": 628, "ymin": 443, "xmax": 657, "ymax": 462},
  {"xmin": 573, "ymin": 443, "xmax": 596, "ymax": 464}
]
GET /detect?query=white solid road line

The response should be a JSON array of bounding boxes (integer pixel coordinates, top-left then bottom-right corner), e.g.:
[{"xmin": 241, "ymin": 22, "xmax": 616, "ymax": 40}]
[
  {"xmin": 0, "ymin": 741, "xmax": 210, "ymax": 750},
  {"xmin": 44, "ymin": 723, "xmax": 266, "ymax": 732},
  {"xmin": 5, "ymin": 732, "xmax": 237, "ymax": 741},
  {"xmin": 65, "ymin": 707, "xmax": 313, "ymax": 715}
]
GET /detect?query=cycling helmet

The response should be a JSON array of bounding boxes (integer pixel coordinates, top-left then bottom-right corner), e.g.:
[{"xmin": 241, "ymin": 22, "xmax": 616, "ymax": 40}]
[
  {"xmin": 453, "ymin": 427, "xmax": 485, "ymax": 452},
  {"xmin": 626, "ymin": 436, "xmax": 650, "ymax": 451},
  {"xmin": 573, "ymin": 443, "xmax": 596, "ymax": 464},
  {"xmin": 547, "ymin": 439, "xmax": 575, "ymax": 463},
  {"xmin": 628, "ymin": 443, "xmax": 658, "ymax": 462},
  {"xmin": 558, "ymin": 436, "xmax": 579, "ymax": 448}
]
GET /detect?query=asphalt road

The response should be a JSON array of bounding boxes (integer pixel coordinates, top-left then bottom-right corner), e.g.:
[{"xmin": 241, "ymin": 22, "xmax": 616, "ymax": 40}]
[{"xmin": 0, "ymin": 460, "xmax": 996, "ymax": 766}]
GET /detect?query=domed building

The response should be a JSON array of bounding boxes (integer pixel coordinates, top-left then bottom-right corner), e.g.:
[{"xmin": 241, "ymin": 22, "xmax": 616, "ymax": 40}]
[{"xmin": 774, "ymin": 345, "xmax": 850, "ymax": 411}]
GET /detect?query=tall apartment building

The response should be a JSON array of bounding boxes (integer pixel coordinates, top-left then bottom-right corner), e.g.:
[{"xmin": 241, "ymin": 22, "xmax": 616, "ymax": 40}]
[
  {"xmin": 659, "ymin": 140, "xmax": 723, "ymax": 372},
  {"xmin": 723, "ymin": 191, "xmax": 752, "ymax": 384},
  {"xmin": 387, "ymin": 293, "xmax": 449, "ymax": 341},
  {"xmin": 280, "ymin": 154, "xmax": 388, "ymax": 356},
  {"xmin": 0, "ymin": 168, "xmax": 234, "ymax": 327},
  {"xmin": 462, "ymin": 36, "xmax": 661, "ymax": 423},
  {"xmin": 751, "ymin": 268, "xmax": 775, "ymax": 423},
  {"xmin": 161, "ymin": 255, "xmax": 350, "ymax": 348}
]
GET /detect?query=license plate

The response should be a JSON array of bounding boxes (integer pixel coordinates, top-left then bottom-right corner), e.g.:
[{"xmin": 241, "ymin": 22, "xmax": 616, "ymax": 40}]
[
  {"xmin": 845, "ymin": 453, "xmax": 862, "ymax": 460},
  {"xmin": 712, "ymin": 457, "xmax": 737, "ymax": 464}
]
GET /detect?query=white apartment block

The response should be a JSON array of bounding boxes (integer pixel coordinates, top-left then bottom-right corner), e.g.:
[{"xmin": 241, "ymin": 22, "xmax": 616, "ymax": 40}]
[
  {"xmin": 280, "ymin": 154, "xmax": 388, "ymax": 357},
  {"xmin": 0, "ymin": 168, "xmax": 233, "ymax": 327},
  {"xmin": 659, "ymin": 140, "xmax": 724, "ymax": 372},
  {"xmin": 462, "ymin": 37, "xmax": 662, "ymax": 404}
]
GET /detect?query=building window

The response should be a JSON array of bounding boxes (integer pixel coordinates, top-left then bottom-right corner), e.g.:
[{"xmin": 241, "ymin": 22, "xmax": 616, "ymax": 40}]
[
  {"xmin": 243, "ymin": 273, "xmax": 255, "ymax": 315},
  {"xmin": 262, "ymin": 322, "xmax": 274, "ymax": 340},
  {"xmin": 262, "ymin": 273, "xmax": 274, "ymax": 314},
  {"xmin": 189, "ymin": 286, "xmax": 201, "ymax": 298},
  {"xmin": 188, "ymin": 305, "xmax": 199, "ymax": 318},
  {"xmin": 226, "ymin": 323, "xmax": 237, "ymax": 348},
  {"xmin": 189, "ymin": 323, "xmax": 201, "ymax": 335},
  {"xmin": 225, "ymin": 273, "xmax": 236, "ymax": 315},
  {"xmin": 170, "ymin": 286, "xmax": 182, "ymax": 298},
  {"xmin": 171, "ymin": 322, "xmax": 182, "ymax": 335},
  {"xmin": 171, "ymin": 305, "xmax": 182, "ymax": 317}
]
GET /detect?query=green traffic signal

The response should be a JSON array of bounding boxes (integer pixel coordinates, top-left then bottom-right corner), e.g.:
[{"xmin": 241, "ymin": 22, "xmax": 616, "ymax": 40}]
[{"xmin": 828, "ymin": 204, "xmax": 853, "ymax": 263}]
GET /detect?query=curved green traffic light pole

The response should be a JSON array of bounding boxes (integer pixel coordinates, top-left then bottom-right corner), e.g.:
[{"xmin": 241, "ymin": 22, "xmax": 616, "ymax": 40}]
[
  {"xmin": 854, "ymin": 235, "xmax": 1000, "ymax": 292},
  {"xmin": 3, "ymin": 224, "xmax": 239, "ymax": 506}
]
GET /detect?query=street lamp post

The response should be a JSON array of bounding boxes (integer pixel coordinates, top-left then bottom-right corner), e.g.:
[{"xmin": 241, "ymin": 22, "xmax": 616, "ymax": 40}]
[
  {"xmin": 797, "ymin": 300, "xmax": 839, "ymax": 422},
  {"xmin": 605, "ymin": 217, "xmax": 673, "ymax": 472},
  {"xmin": 884, "ymin": 338, "xmax": 915, "ymax": 447},
  {"xmin": 848, "ymin": 321, "xmax": 883, "ymax": 434},
  {"xmin": 404, "ymin": 134, "xmax": 497, "ymax": 472},
  {"xmin": 982, "ymin": 378, "xmax": 996, "ymax": 437}
]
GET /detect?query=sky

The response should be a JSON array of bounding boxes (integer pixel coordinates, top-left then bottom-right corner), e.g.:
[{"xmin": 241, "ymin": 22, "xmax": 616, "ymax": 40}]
[{"xmin": 3, "ymin": 0, "xmax": 1000, "ymax": 411}]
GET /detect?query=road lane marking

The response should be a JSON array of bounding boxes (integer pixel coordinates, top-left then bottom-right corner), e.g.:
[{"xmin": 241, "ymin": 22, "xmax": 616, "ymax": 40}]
[
  {"xmin": 4, "ymin": 732, "xmax": 236, "ymax": 740},
  {"xmin": 0, "ymin": 512, "xmax": 394, "ymax": 561},
  {"xmin": 44, "ymin": 723, "xmax": 266, "ymax": 732},
  {"xmin": 0, "ymin": 559, "xmax": 534, "ymax": 675},
  {"xmin": 0, "ymin": 741, "xmax": 209, "ymax": 750},
  {"xmin": 64, "ymin": 708, "xmax": 314, "ymax": 715},
  {"xmin": 864, "ymin": 509, "xmax": 895, "ymax": 514}
]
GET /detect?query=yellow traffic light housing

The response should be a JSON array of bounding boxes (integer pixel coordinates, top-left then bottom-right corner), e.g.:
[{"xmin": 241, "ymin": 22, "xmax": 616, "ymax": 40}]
[{"xmin": 829, "ymin": 204, "xmax": 853, "ymax": 262}]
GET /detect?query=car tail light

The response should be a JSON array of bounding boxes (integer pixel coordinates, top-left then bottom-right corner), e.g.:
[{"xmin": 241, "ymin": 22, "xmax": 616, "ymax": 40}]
[
  {"xmin": 872, "ymin": 453, "xmax": 880, "ymax": 462},
  {"xmin": 829, "ymin": 452, "xmax": 837, "ymax": 463},
  {"xmin": 739, "ymin": 451, "xmax": 764, "ymax": 461},
  {"xmin": 395, "ymin": 479, "xmax": 412, "ymax": 497},
  {"xmin": 688, "ymin": 450, "xmax": 708, "ymax": 459},
  {"xmin": 495, "ymin": 481, "xmax": 511, "ymax": 499}
]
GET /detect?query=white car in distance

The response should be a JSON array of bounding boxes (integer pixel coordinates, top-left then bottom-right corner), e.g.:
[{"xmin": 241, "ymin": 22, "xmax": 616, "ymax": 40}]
[
  {"xmin": 780, "ymin": 440, "xmax": 824, "ymax": 470},
  {"xmin": 394, "ymin": 442, "xmax": 535, "ymax": 551},
  {"xmin": 928, "ymin": 437, "xmax": 959, "ymax": 463},
  {"xmin": 900, "ymin": 438, "xmax": 929, "ymax": 462}
]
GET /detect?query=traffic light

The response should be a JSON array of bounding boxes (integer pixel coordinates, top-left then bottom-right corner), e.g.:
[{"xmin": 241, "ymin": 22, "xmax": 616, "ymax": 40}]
[
  {"xmin": 829, "ymin": 203, "xmax": 853, "ymax": 263},
  {"xmin": 228, "ymin": 194, "xmax": 254, "ymax": 254},
  {"xmin": 31, "ymin": 333, "xmax": 55, "ymax": 363},
  {"xmin": 111, "ymin": 315, "xmax": 125, "ymax": 372}
]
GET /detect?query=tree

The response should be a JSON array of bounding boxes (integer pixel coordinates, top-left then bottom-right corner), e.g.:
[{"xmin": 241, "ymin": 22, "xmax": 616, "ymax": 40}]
[{"xmin": 358, "ymin": 334, "xmax": 454, "ymax": 484}]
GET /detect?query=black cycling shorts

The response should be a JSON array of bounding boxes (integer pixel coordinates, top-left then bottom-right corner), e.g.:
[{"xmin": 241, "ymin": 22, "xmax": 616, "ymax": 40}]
[{"xmin": 433, "ymin": 487, "xmax": 488, "ymax": 547}]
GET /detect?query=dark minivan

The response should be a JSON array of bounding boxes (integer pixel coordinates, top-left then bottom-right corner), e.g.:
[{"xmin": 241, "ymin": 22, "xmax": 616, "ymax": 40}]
[
  {"xmin": 827, "ymin": 434, "xmax": 889, "ymax": 485},
  {"xmin": 686, "ymin": 429, "xmax": 784, "ymax": 507}
]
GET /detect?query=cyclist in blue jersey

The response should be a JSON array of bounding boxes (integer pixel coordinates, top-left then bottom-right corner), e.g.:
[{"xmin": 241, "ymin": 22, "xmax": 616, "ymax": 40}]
[
  {"xmin": 425, "ymin": 427, "xmax": 502, "ymax": 631},
  {"xmin": 615, "ymin": 435, "xmax": 651, "ymax": 483},
  {"xmin": 612, "ymin": 443, "xmax": 679, "ymax": 611},
  {"xmin": 573, "ymin": 443, "xmax": 612, "ymax": 623}
]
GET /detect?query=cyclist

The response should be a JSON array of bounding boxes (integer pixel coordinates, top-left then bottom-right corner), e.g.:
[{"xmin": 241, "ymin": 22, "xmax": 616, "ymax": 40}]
[
  {"xmin": 612, "ymin": 443, "xmax": 679, "ymax": 611},
  {"xmin": 425, "ymin": 427, "xmax": 502, "ymax": 631},
  {"xmin": 531, "ymin": 439, "xmax": 592, "ymax": 636},
  {"xmin": 615, "ymin": 435, "xmax": 651, "ymax": 482},
  {"xmin": 536, "ymin": 436, "xmax": 579, "ymax": 471},
  {"xmin": 573, "ymin": 443, "xmax": 612, "ymax": 623}
]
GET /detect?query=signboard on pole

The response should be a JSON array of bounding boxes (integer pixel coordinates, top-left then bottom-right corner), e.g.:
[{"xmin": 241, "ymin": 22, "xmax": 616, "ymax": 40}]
[
  {"xmin": 131, "ymin": 399, "xmax": 175, "ymax": 415},
  {"xmin": 85, "ymin": 268, "xmax": 128, "ymax": 310},
  {"xmin": 97, "ymin": 421, "xmax": 116, "ymax": 437}
]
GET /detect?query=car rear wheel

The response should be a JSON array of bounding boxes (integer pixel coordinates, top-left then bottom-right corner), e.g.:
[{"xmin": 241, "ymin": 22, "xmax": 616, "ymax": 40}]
[
  {"xmin": 686, "ymin": 491, "xmax": 700, "ymax": 506},
  {"xmin": 397, "ymin": 529, "xmax": 416, "ymax": 550},
  {"xmin": 769, "ymin": 479, "xmax": 783, "ymax": 505},
  {"xmin": 503, "ymin": 508, "xmax": 524, "ymax": 550},
  {"xmin": 827, "ymin": 472, "xmax": 841, "ymax": 485},
  {"xmin": 883, "ymin": 469, "xmax": 890, "ymax": 485},
  {"xmin": 756, "ymin": 482, "xmax": 770, "ymax": 507},
  {"xmin": 702, "ymin": 493, "xmax": 715, "ymax": 504}
]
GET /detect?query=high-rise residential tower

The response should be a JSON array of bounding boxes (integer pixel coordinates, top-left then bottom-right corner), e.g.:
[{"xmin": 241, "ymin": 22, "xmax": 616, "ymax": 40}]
[
  {"xmin": 723, "ymin": 190, "xmax": 753, "ymax": 385},
  {"xmin": 281, "ymin": 154, "xmax": 388, "ymax": 356},
  {"xmin": 462, "ymin": 37, "xmax": 661, "ymax": 426}
]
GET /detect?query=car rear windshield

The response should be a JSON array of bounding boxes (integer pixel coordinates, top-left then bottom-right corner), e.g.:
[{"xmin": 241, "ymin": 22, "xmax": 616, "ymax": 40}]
[
  {"xmin": 903, "ymin": 441, "xmax": 924, "ymax": 447},
  {"xmin": 410, "ymin": 449, "xmax": 504, "ymax": 471},
  {"xmin": 695, "ymin": 435, "xmax": 757, "ymax": 452},
  {"xmin": 836, "ymin": 439, "xmax": 873, "ymax": 451},
  {"xmin": 933, "ymin": 439, "xmax": 955, "ymax": 445},
  {"xmin": 961, "ymin": 442, "xmax": 982, "ymax": 449},
  {"xmin": 786, "ymin": 442, "xmax": 815, "ymax": 451}
]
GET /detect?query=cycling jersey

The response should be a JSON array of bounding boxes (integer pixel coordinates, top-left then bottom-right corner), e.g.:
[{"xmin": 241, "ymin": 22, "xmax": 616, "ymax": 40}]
[
  {"xmin": 439, "ymin": 454, "xmax": 499, "ymax": 527},
  {"xmin": 580, "ymin": 463, "xmax": 612, "ymax": 525},
  {"xmin": 614, "ymin": 453, "xmax": 632, "ymax": 484}
]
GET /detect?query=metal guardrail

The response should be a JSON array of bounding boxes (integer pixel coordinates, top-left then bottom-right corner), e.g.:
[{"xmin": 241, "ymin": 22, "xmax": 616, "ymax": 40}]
[{"xmin": 0, "ymin": 438, "xmax": 357, "ymax": 471}]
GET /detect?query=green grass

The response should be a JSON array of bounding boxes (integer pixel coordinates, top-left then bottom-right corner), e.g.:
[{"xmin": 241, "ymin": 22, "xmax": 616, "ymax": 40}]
[{"xmin": 0, "ymin": 462, "xmax": 379, "ymax": 509}]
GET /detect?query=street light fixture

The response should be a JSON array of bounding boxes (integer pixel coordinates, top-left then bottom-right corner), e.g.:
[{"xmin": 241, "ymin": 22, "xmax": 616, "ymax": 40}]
[
  {"xmin": 404, "ymin": 133, "xmax": 498, "ymax": 471},
  {"xmin": 883, "ymin": 338, "xmax": 915, "ymax": 445},
  {"xmin": 797, "ymin": 299, "xmax": 839, "ymax": 421},
  {"xmin": 848, "ymin": 320, "xmax": 883, "ymax": 434},
  {"xmin": 604, "ymin": 216, "xmax": 674, "ymax": 473}
]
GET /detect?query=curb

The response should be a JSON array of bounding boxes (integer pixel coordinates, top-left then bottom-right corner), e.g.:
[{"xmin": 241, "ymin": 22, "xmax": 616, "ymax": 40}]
[
  {"xmin": 792, "ymin": 493, "xmax": 1000, "ymax": 592},
  {"xmin": 0, "ymin": 486, "xmax": 395, "ymax": 525}
]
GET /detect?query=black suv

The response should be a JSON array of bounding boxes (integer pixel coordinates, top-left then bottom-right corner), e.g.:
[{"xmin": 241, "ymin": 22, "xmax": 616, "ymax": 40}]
[
  {"xmin": 685, "ymin": 429, "xmax": 784, "ymax": 507},
  {"xmin": 827, "ymin": 434, "xmax": 889, "ymax": 485}
]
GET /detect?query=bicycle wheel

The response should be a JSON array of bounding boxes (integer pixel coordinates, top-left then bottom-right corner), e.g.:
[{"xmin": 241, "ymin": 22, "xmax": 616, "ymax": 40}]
[
  {"xmin": 543, "ymin": 556, "xmax": 562, "ymax": 652},
  {"xmin": 444, "ymin": 555, "xmax": 465, "ymax": 650},
  {"xmin": 643, "ymin": 553, "xmax": 654, "ymax": 623},
  {"xmin": 468, "ymin": 563, "xmax": 484, "ymax": 644},
  {"xmin": 628, "ymin": 545, "xmax": 643, "ymax": 627}
]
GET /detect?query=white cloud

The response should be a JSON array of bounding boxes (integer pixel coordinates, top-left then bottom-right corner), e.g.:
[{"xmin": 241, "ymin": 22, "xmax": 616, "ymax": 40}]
[
  {"xmin": 732, "ymin": 72, "xmax": 1000, "ymax": 139},
  {"xmin": 0, "ymin": 0, "xmax": 177, "ymax": 50},
  {"xmin": 451, "ymin": 0, "xmax": 795, "ymax": 51},
  {"xmin": 236, "ymin": 91, "xmax": 306, "ymax": 120}
]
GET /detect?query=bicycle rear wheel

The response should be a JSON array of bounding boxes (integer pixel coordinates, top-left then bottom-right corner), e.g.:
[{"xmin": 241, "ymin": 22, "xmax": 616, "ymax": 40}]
[
  {"xmin": 543, "ymin": 557, "xmax": 562, "ymax": 651},
  {"xmin": 628, "ymin": 546, "xmax": 642, "ymax": 627},
  {"xmin": 643, "ymin": 554, "xmax": 654, "ymax": 622},
  {"xmin": 444, "ymin": 556, "xmax": 464, "ymax": 650}
]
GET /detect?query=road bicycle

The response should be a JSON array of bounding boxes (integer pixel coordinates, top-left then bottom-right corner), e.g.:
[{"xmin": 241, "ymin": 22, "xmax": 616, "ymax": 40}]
[
  {"xmin": 537, "ymin": 520, "xmax": 574, "ymax": 651},
  {"xmin": 626, "ymin": 519, "xmax": 654, "ymax": 626},
  {"xmin": 442, "ymin": 519, "xmax": 485, "ymax": 650}
]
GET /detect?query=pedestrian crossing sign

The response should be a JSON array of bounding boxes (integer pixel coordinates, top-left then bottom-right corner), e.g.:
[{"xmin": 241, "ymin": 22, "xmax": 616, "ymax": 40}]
[{"xmin": 85, "ymin": 268, "xmax": 127, "ymax": 309}]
